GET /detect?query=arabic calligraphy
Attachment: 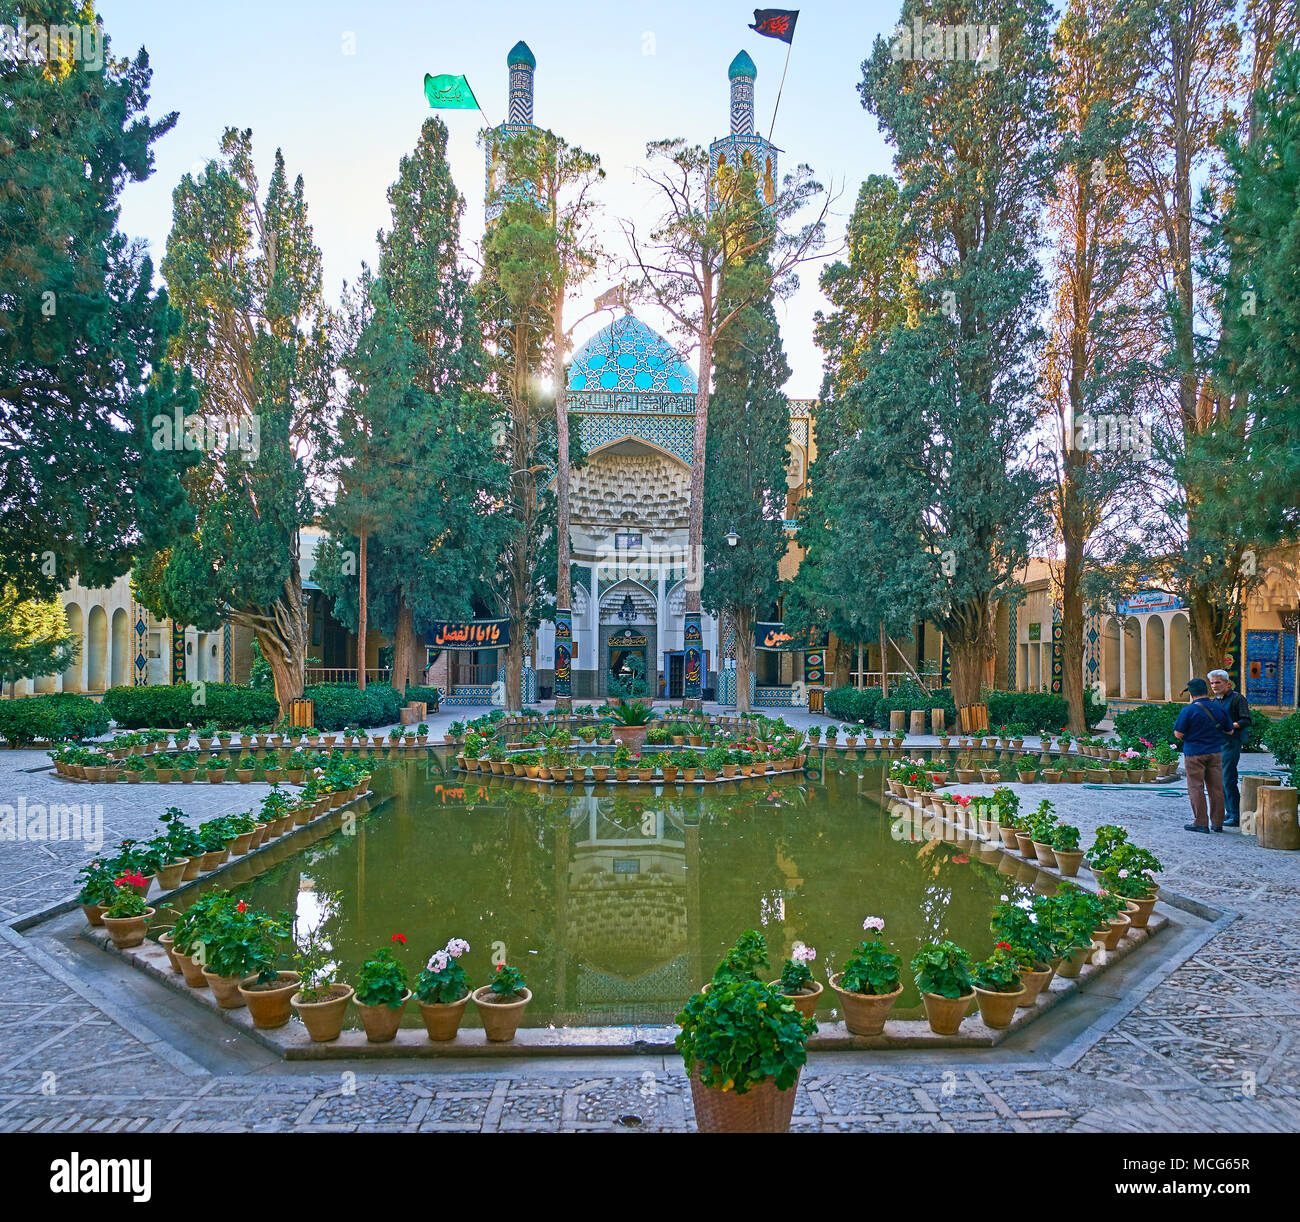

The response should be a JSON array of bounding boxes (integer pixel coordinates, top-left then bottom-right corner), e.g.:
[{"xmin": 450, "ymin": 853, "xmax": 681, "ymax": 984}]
[{"xmin": 431, "ymin": 621, "xmax": 509, "ymax": 649}]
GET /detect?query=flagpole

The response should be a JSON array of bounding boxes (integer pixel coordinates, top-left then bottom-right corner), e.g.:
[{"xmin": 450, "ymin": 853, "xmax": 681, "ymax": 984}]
[{"xmin": 767, "ymin": 39, "xmax": 792, "ymax": 143}]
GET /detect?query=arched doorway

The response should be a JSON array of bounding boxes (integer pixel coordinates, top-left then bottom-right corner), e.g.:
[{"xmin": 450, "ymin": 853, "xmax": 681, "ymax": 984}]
[
  {"xmin": 62, "ymin": 604, "xmax": 83, "ymax": 692},
  {"xmin": 1123, "ymin": 617, "xmax": 1142, "ymax": 698},
  {"xmin": 1103, "ymin": 617, "xmax": 1121, "ymax": 697},
  {"xmin": 87, "ymin": 606, "xmax": 108, "ymax": 692},
  {"xmin": 1145, "ymin": 616, "xmax": 1166, "ymax": 701},
  {"xmin": 1169, "ymin": 613, "xmax": 1191, "ymax": 697},
  {"xmin": 111, "ymin": 609, "xmax": 129, "ymax": 688}
]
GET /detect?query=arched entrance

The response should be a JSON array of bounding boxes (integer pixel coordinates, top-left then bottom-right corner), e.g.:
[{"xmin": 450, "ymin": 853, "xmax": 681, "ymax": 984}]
[
  {"xmin": 1170, "ymin": 613, "xmax": 1191, "ymax": 697},
  {"xmin": 87, "ymin": 606, "xmax": 108, "ymax": 691},
  {"xmin": 1103, "ymin": 617, "xmax": 1121, "ymax": 697},
  {"xmin": 1145, "ymin": 616, "xmax": 1166, "ymax": 701},
  {"xmin": 111, "ymin": 609, "xmax": 129, "ymax": 687},
  {"xmin": 62, "ymin": 604, "xmax": 83, "ymax": 692}
]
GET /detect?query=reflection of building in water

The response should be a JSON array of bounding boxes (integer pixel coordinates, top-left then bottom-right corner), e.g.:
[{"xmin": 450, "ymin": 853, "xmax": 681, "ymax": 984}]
[{"xmin": 557, "ymin": 796, "xmax": 695, "ymax": 1021}]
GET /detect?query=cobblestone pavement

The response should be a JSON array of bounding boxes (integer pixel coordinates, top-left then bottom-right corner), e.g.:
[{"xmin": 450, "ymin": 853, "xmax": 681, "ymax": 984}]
[{"xmin": 1, "ymin": 710, "xmax": 1297, "ymax": 1133}]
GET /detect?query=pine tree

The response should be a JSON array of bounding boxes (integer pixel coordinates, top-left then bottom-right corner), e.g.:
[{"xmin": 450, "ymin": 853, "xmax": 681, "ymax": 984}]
[
  {"xmin": 853, "ymin": 0, "xmax": 1058, "ymax": 708},
  {"xmin": 0, "ymin": 0, "xmax": 196, "ymax": 601},
  {"xmin": 135, "ymin": 129, "xmax": 334, "ymax": 716},
  {"xmin": 702, "ymin": 266, "xmax": 792, "ymax": 714}
]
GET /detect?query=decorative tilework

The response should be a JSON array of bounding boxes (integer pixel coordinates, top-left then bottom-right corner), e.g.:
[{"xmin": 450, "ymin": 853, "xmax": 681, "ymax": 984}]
[
  {"xmin": 574, "ymin": 414, "xmax": 695, "ymax": 467},
  {"xmin": 222, "ymin": 623, "xmax": 232, "ymax": 684},
  {"xmin": 1051, "ymin": 619, "xmax": 1063, "ymax": 694},
  {"xmin": 170, "ymin": 621, "xmax": 185, "ymax": 686},
  {"xmin": 754, "ymin": 686, "xmax": 798, "ymax": 707},
  {"xmin": 568, "ymin": 315, "xmax": 696, "ymax": 397},
  {"xmin": 131, "ymin": 599, "xmax": 148, "ymax": 686},
  {"xmin": 1084, "ymin": 610, "xmax": 1102, "ymax": 690},
  {"xmin": 790, "ymin": 419, "xmax": 809, "ymax": 447},
  {"xmin": 1007, "ymin": 599, "xmax": 1018, "ymax": 689},
  {"xmin": 721, "ymin": 611, "xmax": 736, "ymax": 661}
]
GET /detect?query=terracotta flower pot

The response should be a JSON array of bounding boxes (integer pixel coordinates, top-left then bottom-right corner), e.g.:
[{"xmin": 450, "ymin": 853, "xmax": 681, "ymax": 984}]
[
  {"xmin": 1017, "ymin": 965, "xmax": 1054, "ymax": 1007},
  {"xmin": 472, "ymin": 985, "xmax": 532, "ymax": 1042},
  {"xmin": 103, "ymin": 907, "xmax": 155, "ymax": 949},
  {"xmin": 156, "ymin": 930, "xmax": 183, "ymax": 973},
  {"xmin": 921, "ymin": 991, "xmax": 974, "ymax": 1035},
  {"xmin": 355, "ymin": 991, "xmax": 410, "ymax": 1042},
  {"xmin": 973, "ymin": 985, "xmax": 1026, "ymax": 1029},
  {"xmin": 998, "ymin": 825, "xmax": 1022, "ymax": 850},
  {"xmin": 1054, "ymin": 943, "xmax": 1093, "ymax": 978},
  {"xmin": 203, "ymin": 969, "xmax": 248, "ymax": 1008},
  {"xmin": 228, "ymin": 831, "xmax": 254, "ymax": 855},
  {"xmin": 1015, "ymin": 831, "xmax": 1037, "ymax": 858},
  {"xmin": 1125, "ymin": 893, "xmax": 1158, "ymax": 929},
  {"xmin": 291, "ymin": 984, "xmax": 354, "ymax": 1042},
  {"xmin": 417, "ymin": 991, "xmax": 471, "ymax": 1041},
  {"xmin": 81, "ymin": 902, "xmax": 109, "ymax": 927},
  {"xmin": 238, "ymin": 971, "xmax": 302, "ymax": 1028},
  {"xmin": 155, "ymin": 861, "xmax": 187, "ymax": 890},
  {"xmin": 179, "ymin": 951, "xmax": 209, "ymax": 987},
  {"xmin": 768, "ymin": 979, "xmax": 822, "ymax": 1020},
  {"xmin": 1100, "ymin": 913, "xmax": 1131, "ymax": 950},
  {"xmin": 1052, "ymin": 848, "xmax": 1085, "ymax": 876},
  {"xmin": 828, "ymin": 975, "xmax": 901, "ymax": 1036},
  {"xmin": 1032, "ymin": 841, "xmax": 1057, "ymax": 867},
  {"xmin": 689, "ymin": 1064, "xmax": 798, "ymax": 1134}
]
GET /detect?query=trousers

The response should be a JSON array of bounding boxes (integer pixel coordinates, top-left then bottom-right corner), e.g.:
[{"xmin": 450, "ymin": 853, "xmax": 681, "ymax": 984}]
[
  {"xmin": 1221, "ymin": 739, "xmax": 1242, "ymax": 818},
  {"xmin": 1184, "ymin": 752, "xmax": 1225, "ymax": 829}
]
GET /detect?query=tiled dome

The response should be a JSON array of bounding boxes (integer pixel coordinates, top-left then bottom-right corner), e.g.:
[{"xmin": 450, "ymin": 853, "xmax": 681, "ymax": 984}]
[{"xmin": 567, "ymin": 314, "xmax": 697, "ymax": 395}]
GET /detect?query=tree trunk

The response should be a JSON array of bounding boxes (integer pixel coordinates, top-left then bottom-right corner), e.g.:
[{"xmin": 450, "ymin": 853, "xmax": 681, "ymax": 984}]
[
  {"xmin": 734, "ymin": 607, "xmax": 753, "ymax": 714},
  {"xmin": 1189, "ymin": 584, "xmax": 1231, "ymax": 680},
  {"xmin": 1060, "ymin": 487, "xmax": 1088, "ymax": 733},
  {"xmin": 553, "ymin": 298, "xmax": 572, "ymax": 712},
  {"xmin": 504, "ymin": 630, "xmax": 522, "ymax": 712},
  {"xmin": 681, "ymin": 328, "xmax": 713, "ymax": 713},
  {"xmin": 829, "ymin": 633, "xmax": 850, "ymax": 688},
  {"xmin": 356, "ymin": 529, "xmax": 368, "ymax": 691},
  {"xmin": 945, "ymin": 598, "xmax": 992, "ymax": 711},
  {"xmin": 240, "ymin": 569, "xmax": 307, "ymax": 720},
  {"xmin": 390, "ymin": 597, "xmax": 424, "ymax": 695}
]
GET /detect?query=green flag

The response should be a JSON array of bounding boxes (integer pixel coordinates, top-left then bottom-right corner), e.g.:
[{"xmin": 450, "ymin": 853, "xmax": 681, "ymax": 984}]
[{"xmin": 424, "ymin": 73, "xmax": 479, "ymax": 110}]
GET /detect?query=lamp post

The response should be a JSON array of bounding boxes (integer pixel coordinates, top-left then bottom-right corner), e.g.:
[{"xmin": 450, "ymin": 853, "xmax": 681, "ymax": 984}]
[{"xmin": 726, "ymin": 526, "xmax": 739, "ymax": 548}]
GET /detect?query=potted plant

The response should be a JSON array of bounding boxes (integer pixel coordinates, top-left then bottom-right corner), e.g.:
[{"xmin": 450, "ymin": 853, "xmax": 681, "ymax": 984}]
[
  {"xmin": 990, "ymin": 901, "xmax": 1056, "ymax": 1005},
  {"xmin": 676, "ymin": 747, "xmax": 700, "ymax": 782},
  {"xmin": 911, "ymin": 941, "xmax": 975, "ymax": 1035},
  {"xmin": 75, "ymin": 860, "xmax": 119, "ymax": 926},
  {"xmin": 677, "ymin": 953, "xmax": 814, "ymax": 1133},
  {"xmin": 970, "ymin": 944, "xmax": 1026, "ymax": 1028},
  {"xmin": 1097, "ymin": 845, "xmax": 1162, "ymax": 928},
  {"xmin": 828, "ymin": 918, "xmax": 903, "ymax": 1036},
  {"xmin": 203, "ymin": 755, "xmax": 229, "ymax": 784},
  {"xmin": 701, "ymin": 745, "xmax": 728, "ymax": 781},
  {"xmin": 414, "ymin": 938, "xmax": 473, "ymax": 1040},
  {"xmin": 353, "ymin": 936, "xmax": 411, "ymax": 1042},
  {"xmin": 199, "ymin": 899, "xmax": 287, "ymax": 1008},
  {"xmin": 234, "ymin": 753, "xmax": 257, "ymax": 783},
  {"xmin": 289, "ymin": 896, "xmax": 353, "ymax": 1041},
  {"xmin": 175, "ymin": 751, "xmax": 198, "ymax": 783},
  {"xmin": 472, "ymin": 963, "xmax": 532, "ymax": 1041},
  {"xmin": 769, "ymin": 944, "xmax": 822, "ymax": 1018},
  {"xmin": 612, "ymin": 741, "xmax": 632, "ymax": 781},
  {"xmin": 235, "ymin": 909, "xmax": 300, "ymax": 1028},
  {"xmin": 1048, "ymin": 823, "xmax": 1085, "ymax": 875},
  {"xmin": 101, "ymin": 878, "xmax": 155, "ymax": 948}
]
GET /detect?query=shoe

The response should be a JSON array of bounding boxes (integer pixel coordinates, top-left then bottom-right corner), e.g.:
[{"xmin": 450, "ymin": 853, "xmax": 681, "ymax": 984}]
[
  {"xmin": 1184, "ymin": 824, "xmax": 1210, "ymax": 834},
  {"xmin": 1211, "ymin": 826, "xmax": 1224, "ymax": 833},
  {"xmin": 1223, "ymin": 818, "xmax": 1240, "ymax": 827}
]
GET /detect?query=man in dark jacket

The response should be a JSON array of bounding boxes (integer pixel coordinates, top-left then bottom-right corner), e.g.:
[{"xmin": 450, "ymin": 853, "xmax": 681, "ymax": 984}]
[
  {"xmin": 1173, "ymin": 678, "xmax": 1233, "ymax": 833},
  {"xmin": 1209, "ymin": 669, "xmax": 1251, "ymax": 828}
]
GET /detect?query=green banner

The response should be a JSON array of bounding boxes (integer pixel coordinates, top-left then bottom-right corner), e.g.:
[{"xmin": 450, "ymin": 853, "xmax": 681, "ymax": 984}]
[{"xmin": 424, "ymin": 73, "xmax": 479, "ymax": 110}]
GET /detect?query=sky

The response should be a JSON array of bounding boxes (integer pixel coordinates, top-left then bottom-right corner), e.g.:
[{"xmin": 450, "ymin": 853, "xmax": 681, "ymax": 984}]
[{"xmin": 99, "ymin": 1, "xmax": 905, "ymax": 397}]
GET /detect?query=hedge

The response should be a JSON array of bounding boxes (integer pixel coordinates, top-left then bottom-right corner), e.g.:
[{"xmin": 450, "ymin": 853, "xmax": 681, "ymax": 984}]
[
  {"xmin": 0, "ymin": 694, "xmax": 111, "ymax": 745},
  {"xmin": 102, "ymin": 683, "xmax": 279, "ymax": 730},
  {"xmin": 1113, "ymin": 702, "xmax": 1183, "ymax": 748},
  {"xmin": 401, "ymin": 685, "xmax": 442, "ymax": 711},
  {"xmin": 822, "ymin": 685, "xmax": 1103, "ymax": 732},
  {"xmin": 303, "ymin": 683, "xmax": 403, "ymax": 730},
  {"xmin": 1263, "ymin": 711, "xmax": 1300, "ymax": 767}
]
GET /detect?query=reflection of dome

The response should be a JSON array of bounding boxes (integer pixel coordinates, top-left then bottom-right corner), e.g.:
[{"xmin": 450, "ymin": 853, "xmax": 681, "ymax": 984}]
[{"xmin": 567, "ymin": 314, "xmax": 697, "ymax": 396}]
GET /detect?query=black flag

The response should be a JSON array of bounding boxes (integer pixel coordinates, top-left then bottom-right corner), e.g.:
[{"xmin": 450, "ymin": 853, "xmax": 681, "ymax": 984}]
[{"xmin": 750, "ymin": 8, "xmax": 799, "ymax": 43}]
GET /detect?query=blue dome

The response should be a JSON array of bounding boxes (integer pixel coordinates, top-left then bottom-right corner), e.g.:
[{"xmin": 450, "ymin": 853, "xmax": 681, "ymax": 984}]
[
  {"xmin": 568, "ymin": 315, "xmax": 697, "ymax": 396},
  {"xmin": 729, "ymin": 50, "xmax": 757, "ymax": 80},
  {"xmin": 507, "ymin": 41, "xmax": 536, "ymax": 69}
]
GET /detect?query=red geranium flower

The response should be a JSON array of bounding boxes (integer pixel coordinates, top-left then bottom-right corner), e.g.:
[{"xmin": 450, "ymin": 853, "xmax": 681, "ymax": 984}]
[
  {"xmin": 392, "ymin": 933, "xmax": 406, "ymax": 944},
  {"xmin": 236, "ymin": 900, "xmax": 247, "ymax": 912},
  {"xmin": 996, "ymin": 941, "xmax": 1011, "ymax": 951},
  {"xmin": 953, "ymin": 854, "xmax": 969, "ymax": 864},
  {"xmin": 495, "ymin": 962, "xmax": 504, "ymax": 970}
]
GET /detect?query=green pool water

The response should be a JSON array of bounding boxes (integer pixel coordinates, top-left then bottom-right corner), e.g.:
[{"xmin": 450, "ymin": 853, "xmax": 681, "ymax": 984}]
[{"xmin": 218, "ymin": 754, "xmax": 1056, "ymax": 1030}]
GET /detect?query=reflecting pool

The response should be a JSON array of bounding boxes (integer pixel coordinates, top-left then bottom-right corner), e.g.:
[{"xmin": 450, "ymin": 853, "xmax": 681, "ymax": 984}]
[{"xmin": 220, "ymin": 753, "xmax": 1055, "ymax": 1030}]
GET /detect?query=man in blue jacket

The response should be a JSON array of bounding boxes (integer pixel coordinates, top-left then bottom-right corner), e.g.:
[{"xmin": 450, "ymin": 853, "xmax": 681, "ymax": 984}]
[
  {"xmin": 1209, "ymin": 668, "xmax": 1251, "ymax": 827},
  {"xmin": 1173, "ymin": 678, "xmax": 1233, "ymax": 833}
]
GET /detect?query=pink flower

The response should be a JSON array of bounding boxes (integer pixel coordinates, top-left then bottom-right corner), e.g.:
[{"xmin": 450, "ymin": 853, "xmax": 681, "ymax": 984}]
[
  {"xmin": 445, "ymin": 937, "xmax": 470, "ymax": 959},
  {"xmin": 427, "ymin": 951, "xmax": 450, "ymax": 973},
  {"xmin": 862, "ymin": 916, "xmax": 885, "ymax": 933},
  {"xmin": 792, "ymin": 945, "xmax": 817, "ymax": 963}
]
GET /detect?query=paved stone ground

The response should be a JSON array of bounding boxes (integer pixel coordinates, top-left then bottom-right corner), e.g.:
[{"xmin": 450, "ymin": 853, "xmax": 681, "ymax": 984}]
[{"xmin": 1, "ymin": 705, "xmax": 1297, "ymax": 1133}]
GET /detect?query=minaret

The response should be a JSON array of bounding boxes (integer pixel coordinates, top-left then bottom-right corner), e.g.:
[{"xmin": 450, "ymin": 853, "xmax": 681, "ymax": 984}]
[
  {"xmin": 507, "ymin": 40, "xmax": 535, "ymax": 125},
  {"xmin": 484, "ymin": 40, "xmax": 540, "ymax": 225},
  {"xmin": 709, "ymin": 50, "xmax": 779, "ymax": 212}
]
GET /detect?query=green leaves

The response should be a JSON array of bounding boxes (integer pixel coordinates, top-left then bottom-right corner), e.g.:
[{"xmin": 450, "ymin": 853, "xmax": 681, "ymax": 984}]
[
  {"xmin": 910, "ymin": 941, "xmax": 974, "ymax": 1000},
  {"xmin": 839, "ymin": 937, "xmax": 902, "ymax": 997},
  {"xmin": 355, "ymin": 946, "xmax": 410, "ymax": 1008}
]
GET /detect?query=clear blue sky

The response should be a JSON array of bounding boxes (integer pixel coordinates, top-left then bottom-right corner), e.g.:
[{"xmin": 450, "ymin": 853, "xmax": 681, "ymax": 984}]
[{"xmin": 101, "ymin": 1, "xmax": 903, "ymax": 396}]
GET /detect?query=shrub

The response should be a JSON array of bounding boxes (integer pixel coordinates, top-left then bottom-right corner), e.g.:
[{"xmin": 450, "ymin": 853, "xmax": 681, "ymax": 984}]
[
  {"xmin": 0, "ymin": 694, "xmax": 110, "ymax": 745},
  {"xmin": 824, "ymin": 685, "xmax": 882, "ymax": 726},
  {"xmin": 402, "ymin": 684, "xmax": 442, "ymax": 711},
  {"xmin": 102, "ymin": 683, "xmax": 277, "ymax": 731},
  {"xmin": 1113, "ymin": 702, "xmax": 1184, "ymax": 749},
  {"xmin": 1263, "ymin": 711, "xmax": 1300, "ymax": 768},
  {"xmin": 881, "ymin": 680, "xmax": 956, "ymax": 731},
  {"xmin": 303, "ymin": 683, "xmax": 402, "ymax": 731}
]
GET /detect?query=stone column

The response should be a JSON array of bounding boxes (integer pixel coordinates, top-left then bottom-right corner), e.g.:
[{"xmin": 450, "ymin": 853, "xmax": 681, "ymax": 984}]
[{"xmin": 684, "ymin": 612, "xmax": 702, "ymax": 708}]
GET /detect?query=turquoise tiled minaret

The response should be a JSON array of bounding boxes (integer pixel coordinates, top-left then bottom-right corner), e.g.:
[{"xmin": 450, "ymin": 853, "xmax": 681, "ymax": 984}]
[
  {"xmin": 484, "ymin": 40, "xmax": 540, "ymax": 225},
  {"xmin": 708, "ymin": 51, "xmax": 779, "ymax": 213}
]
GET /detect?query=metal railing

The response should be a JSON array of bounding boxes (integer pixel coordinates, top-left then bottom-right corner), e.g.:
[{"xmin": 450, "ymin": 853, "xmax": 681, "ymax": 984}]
[
  {"xmin": 846, "ymin": 672, "xmax": 931, "ymax": 690},
  {"xmin": 450, "ymin": 663, "xmax": 498, "ymax": 688},
  {"xmin": 305, "ymin": 668, "xmax": 393, "ymax": 686}
]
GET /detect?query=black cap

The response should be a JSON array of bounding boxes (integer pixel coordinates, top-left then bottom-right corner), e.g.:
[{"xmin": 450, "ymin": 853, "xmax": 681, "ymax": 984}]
[{"xmin": 1186, "ymin": 678, "xmax": 1208, "ymax": 695}]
